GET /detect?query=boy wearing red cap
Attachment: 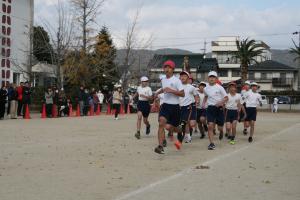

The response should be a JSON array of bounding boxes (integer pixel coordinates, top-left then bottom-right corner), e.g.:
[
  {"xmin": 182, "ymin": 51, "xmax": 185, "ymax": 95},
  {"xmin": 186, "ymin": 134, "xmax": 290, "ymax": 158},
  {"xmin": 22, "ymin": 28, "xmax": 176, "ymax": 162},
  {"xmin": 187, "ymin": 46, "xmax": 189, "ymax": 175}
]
[
  {"xmin": 225, "ymin": 82, "xmax": 246, "ymax": 144},
  {"xmin": 154, "ymin": 60, "xmax": 185, "ymax": 154}
]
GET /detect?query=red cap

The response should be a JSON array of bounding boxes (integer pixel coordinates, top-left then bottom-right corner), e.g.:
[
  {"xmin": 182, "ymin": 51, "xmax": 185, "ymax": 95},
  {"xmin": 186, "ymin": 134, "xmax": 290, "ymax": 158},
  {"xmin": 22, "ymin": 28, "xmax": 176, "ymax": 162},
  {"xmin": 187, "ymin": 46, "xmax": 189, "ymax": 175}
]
[
  {"xmin": 228, "ymin": 81, "xmax": 237, "ymax": 87},
  {"xmin": 163, "ymin": 60, "xmax": 175, "ymax": 69}
]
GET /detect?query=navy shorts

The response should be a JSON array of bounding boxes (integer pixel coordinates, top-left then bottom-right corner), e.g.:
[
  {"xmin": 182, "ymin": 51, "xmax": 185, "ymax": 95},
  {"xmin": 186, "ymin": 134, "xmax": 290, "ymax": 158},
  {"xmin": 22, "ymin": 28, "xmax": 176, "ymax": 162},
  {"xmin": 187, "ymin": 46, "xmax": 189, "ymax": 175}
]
[
  {"xmin": 180, "ymin": 103, "xmax": 197, "ymax": 122},
  {"xmin": 225, "ymin": 109, "xmax": 238, "ymax": 123},
  {"xmin": 245, "ymin": 107, "xmax": 257, "ymax": 121},
  {"xmin": 196, "ymin": 108, "xmax": 206, "ymax": 122},
  {"xmin": 159, "ymin": 103, "xmax": 181, "ymax": 127},
  {"xmin": 137, "ymin": 101, "xmax": 151, "ymax": 118},
  {"xmin": 206, "ymin": 105, "xmax": 225, "ymax": 126}
]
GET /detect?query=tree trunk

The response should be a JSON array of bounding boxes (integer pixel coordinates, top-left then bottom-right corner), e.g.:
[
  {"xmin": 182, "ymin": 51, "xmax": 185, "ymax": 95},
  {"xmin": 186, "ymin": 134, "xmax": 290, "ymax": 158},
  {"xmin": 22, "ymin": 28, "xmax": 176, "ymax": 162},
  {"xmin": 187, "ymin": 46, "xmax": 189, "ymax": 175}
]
[
  {"xmin": 82, "ymin": 0, "xmax": 87, "ymax": 52},
  {"xmin": 241, "ymin": 63, "xmax": 248, "ymax": 84}
]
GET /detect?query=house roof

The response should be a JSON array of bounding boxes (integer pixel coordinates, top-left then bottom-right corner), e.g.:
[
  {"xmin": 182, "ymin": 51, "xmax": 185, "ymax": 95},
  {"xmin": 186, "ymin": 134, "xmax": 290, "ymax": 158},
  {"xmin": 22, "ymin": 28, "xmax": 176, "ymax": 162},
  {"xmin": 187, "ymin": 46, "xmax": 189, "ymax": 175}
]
[
  {"xmin": 249, "ymin": 60, "xmax": 297, "ymax": 71},
  {"xmin": 148, "ymin": 54, "xmax": 218, "ymax": 72}
]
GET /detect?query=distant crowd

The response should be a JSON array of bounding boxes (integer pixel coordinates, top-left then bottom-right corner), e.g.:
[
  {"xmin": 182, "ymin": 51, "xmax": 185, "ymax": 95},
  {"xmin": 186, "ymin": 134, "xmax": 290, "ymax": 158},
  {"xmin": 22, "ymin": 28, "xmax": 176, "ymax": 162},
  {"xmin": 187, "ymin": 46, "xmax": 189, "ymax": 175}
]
[{"xmin": 0, "ymin": 82, "xmax": 136, "ymax": 120}]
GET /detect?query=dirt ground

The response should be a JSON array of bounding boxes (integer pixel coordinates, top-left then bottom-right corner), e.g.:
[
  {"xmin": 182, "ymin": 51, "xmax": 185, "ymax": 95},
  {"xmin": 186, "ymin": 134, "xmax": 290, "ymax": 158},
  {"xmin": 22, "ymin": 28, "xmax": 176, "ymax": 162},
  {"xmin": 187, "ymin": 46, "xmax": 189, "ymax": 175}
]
[{"xmin": 0, "ymin": 112, "xmax": 299, "ymax": 200}]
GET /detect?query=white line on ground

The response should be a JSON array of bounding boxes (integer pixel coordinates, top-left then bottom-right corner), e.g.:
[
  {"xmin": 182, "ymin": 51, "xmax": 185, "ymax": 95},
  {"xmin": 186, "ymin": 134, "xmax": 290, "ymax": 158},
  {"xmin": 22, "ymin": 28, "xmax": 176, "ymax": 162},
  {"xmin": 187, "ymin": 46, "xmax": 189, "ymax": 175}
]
[{"xmin": 113, "ymin": 123, "xmax": 300, "ymax": 200}]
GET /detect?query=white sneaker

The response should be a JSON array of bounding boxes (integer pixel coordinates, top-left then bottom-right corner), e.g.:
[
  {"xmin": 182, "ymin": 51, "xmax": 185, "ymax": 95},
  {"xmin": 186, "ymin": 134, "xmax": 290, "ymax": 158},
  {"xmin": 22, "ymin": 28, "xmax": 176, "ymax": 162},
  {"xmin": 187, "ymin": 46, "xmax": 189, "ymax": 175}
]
[
  {"xmin": 184, "ymin": 134, "xmax": 192, "ymax": 143},
  {"xmin": 115, "ymin": 117, "xmax": 119, "ymax": 120}
]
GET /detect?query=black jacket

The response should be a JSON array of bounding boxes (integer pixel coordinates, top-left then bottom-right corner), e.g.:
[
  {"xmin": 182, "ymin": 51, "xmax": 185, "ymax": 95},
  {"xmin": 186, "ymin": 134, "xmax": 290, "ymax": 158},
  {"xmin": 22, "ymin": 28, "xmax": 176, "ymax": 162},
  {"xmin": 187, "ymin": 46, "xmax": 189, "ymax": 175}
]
[
  {"xmin": 0, "ymin": 88, "xmax": 8, "ymax": 103},
  {"xmin": 22, "ymin": 86, "xmax": 31, "ymax": 104}
]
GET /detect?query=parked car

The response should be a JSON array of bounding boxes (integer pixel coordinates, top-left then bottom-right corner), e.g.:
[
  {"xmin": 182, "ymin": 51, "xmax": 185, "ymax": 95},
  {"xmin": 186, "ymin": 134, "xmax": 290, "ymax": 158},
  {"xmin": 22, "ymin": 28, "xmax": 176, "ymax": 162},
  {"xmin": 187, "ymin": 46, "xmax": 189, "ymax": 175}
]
[
  {"xmin": 260, "ymin": 95, "xmax": 268, "ymax": 105},
  {"xmin": 277, "ymin": 96, "xmax": 291, "ymax": 104}
]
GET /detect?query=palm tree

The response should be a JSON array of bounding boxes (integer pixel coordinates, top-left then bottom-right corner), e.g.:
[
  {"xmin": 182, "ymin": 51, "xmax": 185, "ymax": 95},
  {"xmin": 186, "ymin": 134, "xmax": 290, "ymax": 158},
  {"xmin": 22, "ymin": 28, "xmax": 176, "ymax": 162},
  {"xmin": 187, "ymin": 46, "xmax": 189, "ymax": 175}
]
[
  {"xmin": 235, "ymin": 38, "xmax": 266, "ymax": 83},
  {"xmin": 290, "ymin": 40, "xmax": 300, "ymax": 61}
]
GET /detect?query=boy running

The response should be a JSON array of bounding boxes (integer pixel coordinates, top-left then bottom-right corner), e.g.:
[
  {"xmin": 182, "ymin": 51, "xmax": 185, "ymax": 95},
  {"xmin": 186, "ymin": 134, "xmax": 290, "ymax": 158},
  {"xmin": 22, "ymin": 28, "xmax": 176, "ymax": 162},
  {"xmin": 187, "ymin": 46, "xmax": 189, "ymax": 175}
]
[
  {"xmin": 243, "ymin": 82, "xmax": 262, "ymax": 143},
  {"xmin": 196, "ymin": 81, "xmax": 208, "ymax": 139},
  {"xmin": 241, "ymin": 81, "xmax": 251, "ymax": 134},
  {"xmin": 225, "ymin": 82, "xmax": 246, "ymax": 144},
  {"xmin": 154, "ymin": 60, "xmax": 185, "ymax": 154},
  {"xmin": 179, "ymin": 71, "xmax": 199, "ymax": 145},
  {"xmin": 203, "ymin": 71, "xmax": 228, "ymax": 150},
  {"xmin": 134, "ymin": 76, "xmax": 153, "ymax": 139}
]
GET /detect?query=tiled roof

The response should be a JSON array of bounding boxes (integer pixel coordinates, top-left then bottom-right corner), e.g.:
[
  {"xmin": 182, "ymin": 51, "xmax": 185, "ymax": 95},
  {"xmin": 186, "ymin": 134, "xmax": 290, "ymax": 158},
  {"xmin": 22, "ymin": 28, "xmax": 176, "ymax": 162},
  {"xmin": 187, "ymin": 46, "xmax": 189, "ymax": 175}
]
[{"xmin": 249, "ymin": 60, "xmax": 297, "ymax": 71}]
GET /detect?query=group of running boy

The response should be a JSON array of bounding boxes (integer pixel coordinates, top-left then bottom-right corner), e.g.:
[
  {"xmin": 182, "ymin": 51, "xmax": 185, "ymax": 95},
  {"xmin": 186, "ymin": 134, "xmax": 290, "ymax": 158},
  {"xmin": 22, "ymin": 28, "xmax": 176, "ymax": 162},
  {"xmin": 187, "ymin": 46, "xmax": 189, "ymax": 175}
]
[{"xmin": 133, "ymin": 60, "xmax": 262, "ymax": 154}]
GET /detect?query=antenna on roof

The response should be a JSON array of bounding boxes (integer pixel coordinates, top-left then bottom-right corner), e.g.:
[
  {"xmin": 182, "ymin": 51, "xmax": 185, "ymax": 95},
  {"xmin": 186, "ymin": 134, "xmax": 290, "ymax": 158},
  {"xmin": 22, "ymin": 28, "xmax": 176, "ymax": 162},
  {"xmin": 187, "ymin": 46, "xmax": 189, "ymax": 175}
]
[{"xmin": 201, "ymin": 39, "xmax": 207, "ymax": 58}]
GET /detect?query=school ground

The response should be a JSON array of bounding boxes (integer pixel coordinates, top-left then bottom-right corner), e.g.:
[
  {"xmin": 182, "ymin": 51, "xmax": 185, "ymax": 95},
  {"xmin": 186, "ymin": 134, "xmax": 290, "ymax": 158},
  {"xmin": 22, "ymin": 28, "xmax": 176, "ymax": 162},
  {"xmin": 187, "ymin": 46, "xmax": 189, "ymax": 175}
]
[{"xmin": 0, "ymin": 112, "xmax": 300, "ymax": 200}]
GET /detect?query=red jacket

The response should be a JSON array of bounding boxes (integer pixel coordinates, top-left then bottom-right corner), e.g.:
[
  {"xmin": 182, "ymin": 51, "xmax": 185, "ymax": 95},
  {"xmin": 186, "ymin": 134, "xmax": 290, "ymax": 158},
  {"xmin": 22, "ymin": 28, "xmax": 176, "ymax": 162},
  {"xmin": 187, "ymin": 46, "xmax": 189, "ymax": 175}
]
[{"xmin": 17, "ymin": 86, "xmax": 23, "ymax": 101}]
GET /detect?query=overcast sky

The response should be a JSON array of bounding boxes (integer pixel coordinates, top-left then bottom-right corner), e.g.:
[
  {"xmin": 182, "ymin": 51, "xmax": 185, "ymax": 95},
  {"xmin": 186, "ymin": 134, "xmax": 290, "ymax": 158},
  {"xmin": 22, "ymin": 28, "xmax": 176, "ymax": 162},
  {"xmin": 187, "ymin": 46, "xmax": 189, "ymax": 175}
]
[{"xmin": 35, "ymin": 0, "xmax": 300, "ymax": 52}]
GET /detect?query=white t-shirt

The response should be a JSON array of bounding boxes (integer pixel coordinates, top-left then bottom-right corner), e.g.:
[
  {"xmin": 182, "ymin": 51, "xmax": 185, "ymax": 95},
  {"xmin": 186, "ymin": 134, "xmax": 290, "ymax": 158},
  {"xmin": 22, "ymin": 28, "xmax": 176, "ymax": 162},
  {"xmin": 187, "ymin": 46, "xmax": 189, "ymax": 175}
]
[
  {"xmin": 97, "ymin": 92, "xmax": 104, "ymax": 104},
  {"xmin": 197, "ymin": 91, "xmax": 207, "ymax": 109},
  {"xmin": 243, "ymin": 90, "xmax": 262, "ymax": 108},
  {"xmin": 204, "ymin": 84, "xmax": 227, "ymax": 106},
  {"xmin": 158, "ymin": 93, "xmax": 164, "ymax": 105},
  {"xmin": 161, "ymin": 75, "xmax": 184, "ymax": 105},
  {"xmin": 137, "ymin": 86, "xmax": 152, "ymax": 101},
  {"xmin": 226, "ymin": 93, "xmax": 242, "ymax": 110},
  {"xmin": 273, "ymin": 97, "xmax": 278, "ymax": 105},
  {"xmin": 180, "ymin": 84, "xmax": 198, "ymax": 106},
  {"xmin": 241, "ymin": 89, "xmax": 249, "ymax": 104}
]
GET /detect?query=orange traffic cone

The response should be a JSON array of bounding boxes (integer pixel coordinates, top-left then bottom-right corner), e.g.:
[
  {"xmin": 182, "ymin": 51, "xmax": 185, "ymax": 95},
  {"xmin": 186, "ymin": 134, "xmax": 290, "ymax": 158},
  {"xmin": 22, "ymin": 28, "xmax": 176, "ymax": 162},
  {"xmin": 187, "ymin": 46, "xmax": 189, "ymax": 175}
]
[
  {"xmin": 41, "ymin": 104, "xmax": 46, "ymax": 118},
  {"xmin": 52, "ymin": 104, "xmax": 58, "ymax": 118},
  {"xmin": 106, "ymin": 104, "xmax": 111, "ymax": 115},
  {"xmin": 76, "ymin": 104, "xmax": 80, "ymax": 117},
  {"xmin": 24, "ymin": 104, "xmax": 31, "ymax": 119},
  {"xmin": 69, "ymin": 104, "xmax": 73, "ymax": 117},
  {"xmin": 127, "ymin": 104, "xmax": 131, "ymax": 114},
  {"xmin": 89, "ymin": 106, "xmax": 94, "ymax": 116},
  {"xmin": 96, "ymin": 104, "xmax": 101, "ymax": 115}
]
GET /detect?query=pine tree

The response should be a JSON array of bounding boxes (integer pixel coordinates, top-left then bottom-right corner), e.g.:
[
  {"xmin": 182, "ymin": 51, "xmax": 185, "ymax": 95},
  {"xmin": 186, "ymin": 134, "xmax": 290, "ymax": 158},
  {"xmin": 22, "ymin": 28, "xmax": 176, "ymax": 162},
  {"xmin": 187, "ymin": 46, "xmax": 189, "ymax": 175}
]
[{"xmin": 91, "ymin": 26, "xmax": 119, "ymax": 89}]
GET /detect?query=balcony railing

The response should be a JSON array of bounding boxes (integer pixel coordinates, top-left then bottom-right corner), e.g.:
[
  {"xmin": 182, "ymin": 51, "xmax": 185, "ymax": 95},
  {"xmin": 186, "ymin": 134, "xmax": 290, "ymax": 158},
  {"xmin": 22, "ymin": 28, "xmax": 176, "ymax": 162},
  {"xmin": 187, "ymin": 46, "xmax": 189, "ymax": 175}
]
[{"xmin": 249, "ymin": 78, "xmax": 294, "ymax": 87}]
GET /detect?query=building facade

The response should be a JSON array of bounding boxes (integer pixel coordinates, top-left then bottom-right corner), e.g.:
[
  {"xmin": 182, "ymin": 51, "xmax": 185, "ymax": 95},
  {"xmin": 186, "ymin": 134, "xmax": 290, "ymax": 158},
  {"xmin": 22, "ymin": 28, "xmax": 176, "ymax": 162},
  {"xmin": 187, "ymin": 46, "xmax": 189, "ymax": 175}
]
[
  {"xmin": 1, "ymin": 0, "xmax": 34, "ymax": 87},
  {"xmin": 211, "ymin": 36, "xmax": 271, "ymax": 83}
]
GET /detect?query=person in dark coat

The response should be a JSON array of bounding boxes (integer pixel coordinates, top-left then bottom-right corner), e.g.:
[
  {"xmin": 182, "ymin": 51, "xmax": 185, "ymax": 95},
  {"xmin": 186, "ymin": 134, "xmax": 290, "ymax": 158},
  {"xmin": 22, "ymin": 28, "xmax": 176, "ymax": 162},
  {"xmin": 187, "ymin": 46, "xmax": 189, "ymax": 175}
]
[
  {"xmin": 0, "ymin": 85, "xmax": 8, "ymax": 120},
  {"xmin": 78, "ymin": 86, "xmax": 85, "ymax": 116},
  {"xmin": 22, "ymin": 82, "xmax": 32, "ymax": 118}
]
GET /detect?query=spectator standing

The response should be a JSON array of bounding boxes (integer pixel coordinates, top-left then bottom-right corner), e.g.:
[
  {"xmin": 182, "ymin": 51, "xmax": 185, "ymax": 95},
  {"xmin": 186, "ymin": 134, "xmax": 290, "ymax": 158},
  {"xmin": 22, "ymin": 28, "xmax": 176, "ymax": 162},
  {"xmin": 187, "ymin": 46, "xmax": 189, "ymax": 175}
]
[
  {"xmin": 97, "ymin": 90, "xmax": 104, "ymax": 111},
  {"xmin": 0, "ymin": 85, "xmax": 8, "ymax": 120},
  {"xmin": 17, "ymin": 82, "xmax": 24, "ymax": 116},
  {"xmin": 9, "ymin": 84, "xmax": 18, "ymax": 119},
  {"xmin": 22, "ymin": 82, "xmax": 31, "ymax": 118},
  {"xmin": 83, "ymin": 88, "xmax": 90, "ymax": 116},
  {"xmin": 273, "ymin": 97, "xmax": 278, "ymax": 113},
  {"xmin": 6, "ymin": 83, "xmax": 13, "ymax": 116},
  {"xmin": 123, "ymin": 92, "xmax": 130, "ymax": 113},
  {"xmin": 45, "ymin": 87, "xmax": 54, "ymax": 118},
  {"xmin": 78, "ymin": 86, "xmax": 85, "ymax": 116}
]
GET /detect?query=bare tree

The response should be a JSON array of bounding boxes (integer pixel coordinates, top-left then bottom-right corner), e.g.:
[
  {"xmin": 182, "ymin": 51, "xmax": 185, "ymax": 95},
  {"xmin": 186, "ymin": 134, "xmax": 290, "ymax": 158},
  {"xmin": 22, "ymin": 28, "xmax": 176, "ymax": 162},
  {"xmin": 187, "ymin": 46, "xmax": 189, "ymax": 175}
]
[
  {"xmin": 42, "ymin": 0, "xmax": 75, "ymax": 88},
  {"xmin": 120, "ymin": 6, "xmax": 153, "ymax": 89},
  {"xmin": 70, "ymin": 0, "xmax": 106, "ymax": 52}
]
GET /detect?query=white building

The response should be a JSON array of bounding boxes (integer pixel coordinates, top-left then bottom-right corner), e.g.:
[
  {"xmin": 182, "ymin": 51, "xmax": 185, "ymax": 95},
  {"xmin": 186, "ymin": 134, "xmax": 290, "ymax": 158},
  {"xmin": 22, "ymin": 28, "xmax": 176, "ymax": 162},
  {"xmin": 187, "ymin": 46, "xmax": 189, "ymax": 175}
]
[
  {"xmin": 0, "ymin": 0, "xmax": 34, "ymax": 87},
  {"xmin": 211, "ymin": 36, "xmax": 271, "ymax": 83}
]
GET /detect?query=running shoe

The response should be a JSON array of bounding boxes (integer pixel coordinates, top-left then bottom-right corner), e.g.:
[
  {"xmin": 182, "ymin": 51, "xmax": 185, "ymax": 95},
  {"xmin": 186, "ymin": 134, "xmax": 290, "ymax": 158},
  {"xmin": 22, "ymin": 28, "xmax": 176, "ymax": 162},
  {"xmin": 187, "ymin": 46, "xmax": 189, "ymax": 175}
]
[
  {"xmin": 162, "ymin": 139, "xmax": 167, "ymax": 147},
  {"xmin": 208, "ymin": 143, "xmax": 216, "ymax": 150},
  {"xmin": 135, "ymin": 131, "xmax": 141, "ymax": 139},
  {"xmin": 219, "ymin": 132, "xmax": 223, "ymax": 140},
  {"xmin": 174, "ymin": 140, "xmax": 182, "ymax": 150},
  {"xmin": 146, "ymin": 125, "xmax": 151, "ymax": 135},
  {"xmin": 248, "ymin": 137, "xmax": 253, "ymax": 143},
  {"xmin": 229, "ymin": 140, "xmax": 235, "ymax": 145},
  {"xmin": 243, "ymin": 129, "xmax": 248, "ymax": 135},
  {"xmin": 154, "ymin": 145, "xmax": 164, "ymax": 154},
  {"xmin": 184, "ymin": 134, "xmax": 192, "ymax": 143}
]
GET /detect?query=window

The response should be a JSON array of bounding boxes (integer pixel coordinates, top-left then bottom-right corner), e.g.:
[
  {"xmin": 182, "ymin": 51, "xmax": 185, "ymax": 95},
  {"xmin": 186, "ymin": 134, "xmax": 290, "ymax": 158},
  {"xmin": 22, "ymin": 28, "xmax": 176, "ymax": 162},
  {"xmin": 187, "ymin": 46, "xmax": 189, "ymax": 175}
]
[
  {"xmin": 7, "ymin": 16, "xmax": 10, "ymax": 25},
  {"xmin": 1, "ymin": 48, "xmax": 5, "ymax": 56},
  {"xmin": 249, "ymin": 72, "xmax": 254, "ymax": 80},
  {"xmin": 232, "ymin": 70, "xmax": 240, "ymax": 77},
  {"xmin": 261, "ymin": 72, "xmax": 267, "ymax": 80},
  {"xmin": 280, "ymin": 73, "xmax": 286, "ymax": 79},
  {"xmin": 6, "ymin": 59, "xmax": 10, "ymax": 68},
  {"xmin": 6, "ymin": 5, "xmax": 10, "ymax": 13},
  {"xmin": 2, "ymin": 37, "xmax": 5, "ymax": 46},
  {"xmin": 2, "ymin": 26, "xmax": 6, "ymax": 34},
  {"xmin": 2, "ymin": 70, "xmax": 5, "ymax": 78},
  {"xmin": 6, "ymin": 27, "xmax": 10, "ymax": 35},
  {"xmin": 7, "ymin": 38, "xmax": 10, "ymax": 46},
  {"xmin": 1, "ymin": 59, "xmax": 5, "ymax": 67},
  {"xmin": 2, "ymin": 15, "xmax": 5, "ymax": 23},
  {"xmin": 219, "ymin": 70, "xmax": 228, "ymax": 77},
  {"xmin": 2, "ymin": 3, "xmax": 6, "ymax": 13},
  {"xmin": 6, "ymin": 48, "xmax": 10, "ymax": 57},
  {"xmin": 6, "ymin": 70, "xmax": 10, "ymax": 79}
]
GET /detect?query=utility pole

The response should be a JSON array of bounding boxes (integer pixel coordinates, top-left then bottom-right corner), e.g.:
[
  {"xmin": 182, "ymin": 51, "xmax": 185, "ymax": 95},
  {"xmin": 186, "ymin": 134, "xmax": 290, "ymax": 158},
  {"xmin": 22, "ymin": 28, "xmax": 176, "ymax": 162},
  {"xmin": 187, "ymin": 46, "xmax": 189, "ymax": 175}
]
[
  {"xmin": 293, "ymin": 25, "xmax": 300, "ymax": 91},
  {"xmin": 201, "ymin": 39, "xmax": 207, "ymax": 57}
]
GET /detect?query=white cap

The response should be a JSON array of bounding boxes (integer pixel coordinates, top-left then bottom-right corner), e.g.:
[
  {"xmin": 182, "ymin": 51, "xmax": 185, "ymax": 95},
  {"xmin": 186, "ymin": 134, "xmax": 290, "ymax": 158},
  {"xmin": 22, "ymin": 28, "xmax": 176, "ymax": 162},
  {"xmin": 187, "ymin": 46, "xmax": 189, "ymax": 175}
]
[
  {"xmin": 245, "ymin": 81, "xmax": 251, "ymax": 85},
  {"xmin": 141, "ymin": 76, "xmax": 149, "ymax": 82},
  {"xmin": 199, "ymin": 81, "xmax": 207, "ymax": 86},
  {"xmin": 251, "ymin": 82, "xmax": 258, "ymax": 86},
  {"xmin": 208, "ymin": 71, "xmax": 218, "ymax": 77}
]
